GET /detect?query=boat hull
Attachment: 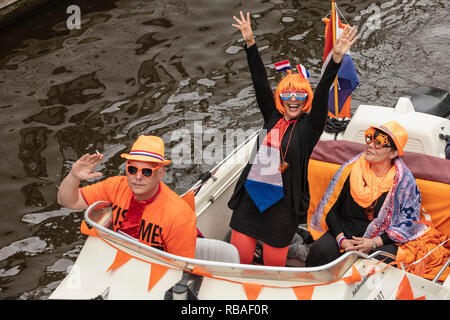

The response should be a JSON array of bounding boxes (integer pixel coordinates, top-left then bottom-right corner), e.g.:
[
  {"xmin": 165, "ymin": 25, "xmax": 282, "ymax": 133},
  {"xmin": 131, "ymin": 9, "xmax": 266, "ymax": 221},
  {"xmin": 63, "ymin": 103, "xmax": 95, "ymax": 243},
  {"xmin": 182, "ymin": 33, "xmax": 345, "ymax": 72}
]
[{"xmin": 50, "ymin": 234, "xmax": 450, "ymax": 300}]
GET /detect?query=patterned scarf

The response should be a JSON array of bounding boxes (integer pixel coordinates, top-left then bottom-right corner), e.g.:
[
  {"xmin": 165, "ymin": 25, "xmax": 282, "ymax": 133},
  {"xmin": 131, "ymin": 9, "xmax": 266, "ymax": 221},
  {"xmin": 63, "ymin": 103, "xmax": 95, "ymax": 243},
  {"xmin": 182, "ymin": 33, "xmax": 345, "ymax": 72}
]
[{"xmin": 310, "ymin": 153, "xmax": 427, "ymax": 243}]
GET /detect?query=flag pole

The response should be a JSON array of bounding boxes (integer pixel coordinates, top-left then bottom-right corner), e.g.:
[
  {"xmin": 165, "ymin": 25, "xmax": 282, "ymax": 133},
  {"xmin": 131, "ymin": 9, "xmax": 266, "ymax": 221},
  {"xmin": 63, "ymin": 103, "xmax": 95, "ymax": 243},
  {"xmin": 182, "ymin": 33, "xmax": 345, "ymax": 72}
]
[{"xmin": 331, "ymin": 0, "xmax": 339, "ymax": 117}]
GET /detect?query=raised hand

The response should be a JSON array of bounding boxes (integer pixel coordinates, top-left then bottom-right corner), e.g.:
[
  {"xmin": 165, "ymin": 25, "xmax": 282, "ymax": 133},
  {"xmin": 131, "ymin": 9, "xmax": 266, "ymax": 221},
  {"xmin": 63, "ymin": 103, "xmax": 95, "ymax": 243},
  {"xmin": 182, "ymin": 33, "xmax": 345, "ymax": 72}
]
[
  {"xmin": 333, "ymin": 26, "xmax": 358, "ymax": 63},
  {"xmin": 70, "ymin": 153, "xmax": 103, "ymax": 181},
  {"xmin": 232, "ymin": 11, "xmax": 255, "ymax": 47}
]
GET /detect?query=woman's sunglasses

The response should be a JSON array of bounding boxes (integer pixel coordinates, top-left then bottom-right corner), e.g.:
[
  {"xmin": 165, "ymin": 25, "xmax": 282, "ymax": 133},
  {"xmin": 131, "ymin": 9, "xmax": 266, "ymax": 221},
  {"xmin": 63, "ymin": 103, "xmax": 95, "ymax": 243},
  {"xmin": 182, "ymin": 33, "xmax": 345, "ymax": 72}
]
[
  {"xmin": 279, "ymin": 91, "xmax": 308, "ymax": 101},
  {"xmin": 364, "ymin": 128, "xmax": 393, "ymax": 149},
  {"xmin": 126, "ymin": 164, "xmax": 163, "ymax": 178}
]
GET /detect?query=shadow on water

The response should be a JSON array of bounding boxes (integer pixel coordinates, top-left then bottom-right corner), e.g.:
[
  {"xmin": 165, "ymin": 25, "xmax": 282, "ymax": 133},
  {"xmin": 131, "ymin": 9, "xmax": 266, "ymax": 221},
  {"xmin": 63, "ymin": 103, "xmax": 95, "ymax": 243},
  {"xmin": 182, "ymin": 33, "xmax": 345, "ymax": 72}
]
[{"xmin": 0, "ymin": 0, "xmax": 448, "ymax": 299}]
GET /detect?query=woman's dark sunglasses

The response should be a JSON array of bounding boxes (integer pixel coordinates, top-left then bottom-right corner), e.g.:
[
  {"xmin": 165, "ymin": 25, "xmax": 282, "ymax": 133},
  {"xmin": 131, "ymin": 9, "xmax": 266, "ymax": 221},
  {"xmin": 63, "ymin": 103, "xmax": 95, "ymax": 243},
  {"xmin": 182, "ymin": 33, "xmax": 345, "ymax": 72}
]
[{"xmin": 126, "ymin": 164, "xmax": 162, "ymax": 178}]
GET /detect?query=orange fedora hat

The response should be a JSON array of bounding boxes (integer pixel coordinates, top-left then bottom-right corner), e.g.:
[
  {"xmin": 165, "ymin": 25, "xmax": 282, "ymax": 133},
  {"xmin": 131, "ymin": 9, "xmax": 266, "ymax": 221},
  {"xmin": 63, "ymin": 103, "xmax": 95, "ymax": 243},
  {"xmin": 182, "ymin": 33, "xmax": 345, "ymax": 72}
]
[
  {"xmin": 121, "ymin": 135, "xmax": 171, "ymax": 165},
  {"xmin": 372, "ymin": 120, "xmax": 408, "ymax": 156}
]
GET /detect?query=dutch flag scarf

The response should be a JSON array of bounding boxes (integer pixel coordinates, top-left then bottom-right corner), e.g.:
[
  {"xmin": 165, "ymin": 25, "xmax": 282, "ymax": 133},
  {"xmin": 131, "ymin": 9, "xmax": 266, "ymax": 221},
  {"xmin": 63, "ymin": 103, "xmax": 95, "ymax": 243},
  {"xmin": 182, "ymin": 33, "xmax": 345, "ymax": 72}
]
[{"xmin": 244, "ymin": 118, "xmax": 296, "ymax": 212}]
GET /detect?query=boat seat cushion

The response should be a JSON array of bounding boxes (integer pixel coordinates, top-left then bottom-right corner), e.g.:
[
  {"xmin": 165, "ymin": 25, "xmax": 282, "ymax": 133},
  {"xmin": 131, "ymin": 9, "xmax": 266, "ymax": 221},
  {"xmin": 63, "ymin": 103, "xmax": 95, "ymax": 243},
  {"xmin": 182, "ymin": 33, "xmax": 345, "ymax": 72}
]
[{"xmin": 195, "ymin": 238, "xmax": 240, "ymax": 263}]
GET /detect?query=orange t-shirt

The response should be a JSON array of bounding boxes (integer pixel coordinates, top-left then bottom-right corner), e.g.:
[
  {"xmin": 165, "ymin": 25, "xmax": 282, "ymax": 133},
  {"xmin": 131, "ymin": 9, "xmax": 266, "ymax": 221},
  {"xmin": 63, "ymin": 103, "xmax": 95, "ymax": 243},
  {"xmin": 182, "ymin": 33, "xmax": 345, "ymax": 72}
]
[{"xmin": 80, "ymin": 176, "xmax": 197, "ymax": 258}]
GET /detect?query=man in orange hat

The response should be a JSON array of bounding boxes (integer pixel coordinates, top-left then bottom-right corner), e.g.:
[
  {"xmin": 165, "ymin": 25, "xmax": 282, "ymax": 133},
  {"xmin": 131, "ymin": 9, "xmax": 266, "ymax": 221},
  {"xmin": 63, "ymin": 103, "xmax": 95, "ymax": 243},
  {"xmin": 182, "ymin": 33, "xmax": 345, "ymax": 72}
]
[{"xmin": 57, "ymin": 135, "xmax": 197, "ymax": 258}]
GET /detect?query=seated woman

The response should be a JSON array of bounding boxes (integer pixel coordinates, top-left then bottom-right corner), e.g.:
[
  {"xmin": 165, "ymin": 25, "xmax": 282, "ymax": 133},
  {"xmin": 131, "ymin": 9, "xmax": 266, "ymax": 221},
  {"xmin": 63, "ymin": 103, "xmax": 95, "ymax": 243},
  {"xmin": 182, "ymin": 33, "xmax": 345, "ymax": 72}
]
[{"xmin": 307, "ymin": 121, "xmax": 428, "ymax": 267}]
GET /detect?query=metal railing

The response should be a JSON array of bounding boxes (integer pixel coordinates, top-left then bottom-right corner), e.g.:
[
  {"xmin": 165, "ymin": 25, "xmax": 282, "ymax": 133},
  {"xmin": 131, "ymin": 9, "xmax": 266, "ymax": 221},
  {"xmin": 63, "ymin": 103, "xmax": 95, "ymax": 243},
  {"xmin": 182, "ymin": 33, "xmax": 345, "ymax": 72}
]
[{"xmin": 84, "ymin": 201, "xmax": 365, "ymax": 283}]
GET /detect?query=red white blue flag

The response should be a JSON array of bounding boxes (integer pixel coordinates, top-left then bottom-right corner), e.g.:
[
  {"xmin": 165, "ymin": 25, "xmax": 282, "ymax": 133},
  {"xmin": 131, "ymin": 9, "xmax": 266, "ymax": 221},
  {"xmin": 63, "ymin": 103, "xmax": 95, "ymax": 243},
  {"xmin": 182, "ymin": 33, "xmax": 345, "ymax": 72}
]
[
  {"xmin": 321, "ymin": 4, "xmax": 359, "ymax": 118},
  {"xmin": 274, "ymin": 60, "xmax": 291, "ymax": 72},
  {"xmin": 296, "ymin": 64, "xmax": 310, "ymax": 79},
  {"xmin": 244, "ymin": 123, "xmax": 290, "ymax": 212}
]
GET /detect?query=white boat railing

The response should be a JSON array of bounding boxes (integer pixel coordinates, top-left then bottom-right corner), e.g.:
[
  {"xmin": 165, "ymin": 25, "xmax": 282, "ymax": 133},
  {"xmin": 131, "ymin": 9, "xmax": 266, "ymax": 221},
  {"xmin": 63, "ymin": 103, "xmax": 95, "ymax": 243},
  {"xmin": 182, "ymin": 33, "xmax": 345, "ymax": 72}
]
[{"xmin": 84, "ymin": 201, "xmax": 369, "ymax": 284}]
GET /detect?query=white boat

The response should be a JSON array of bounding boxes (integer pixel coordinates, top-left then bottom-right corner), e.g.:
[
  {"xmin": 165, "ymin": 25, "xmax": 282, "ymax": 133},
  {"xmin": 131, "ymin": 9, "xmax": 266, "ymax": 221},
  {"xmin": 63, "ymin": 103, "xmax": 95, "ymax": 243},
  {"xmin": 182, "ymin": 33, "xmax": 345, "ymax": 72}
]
[{"xmin": 50, "ymin": 89, "xmax": 450, "ymax": 300}]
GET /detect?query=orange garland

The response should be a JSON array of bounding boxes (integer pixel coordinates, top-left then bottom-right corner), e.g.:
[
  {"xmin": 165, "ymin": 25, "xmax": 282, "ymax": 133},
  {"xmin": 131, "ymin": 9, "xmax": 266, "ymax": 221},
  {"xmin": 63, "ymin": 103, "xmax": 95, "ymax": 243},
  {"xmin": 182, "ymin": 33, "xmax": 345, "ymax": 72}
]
[{"xmin": 80, "ymin": 221, "xmax": 428, "ymax": 300}]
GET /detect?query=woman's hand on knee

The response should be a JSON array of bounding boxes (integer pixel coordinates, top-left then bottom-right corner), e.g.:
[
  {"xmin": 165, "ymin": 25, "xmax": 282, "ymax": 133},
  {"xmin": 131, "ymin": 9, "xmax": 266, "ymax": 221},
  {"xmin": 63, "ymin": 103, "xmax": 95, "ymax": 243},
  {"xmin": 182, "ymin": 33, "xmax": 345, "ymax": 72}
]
[
  {"xmin": 349, "ymin": 236, "xmax": 373, "ymax": 254},
  {"xmin": 341, "ymin": 238, "xmax": 359, "ymax": 251}
]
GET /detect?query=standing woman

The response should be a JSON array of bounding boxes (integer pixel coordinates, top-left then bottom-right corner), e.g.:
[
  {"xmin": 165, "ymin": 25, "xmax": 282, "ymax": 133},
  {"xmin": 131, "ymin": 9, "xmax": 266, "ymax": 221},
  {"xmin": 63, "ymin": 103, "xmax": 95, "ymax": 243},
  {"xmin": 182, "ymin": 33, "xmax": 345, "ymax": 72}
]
[{"xmin": 228, "ymin": 11, "xmax": 358, "ymax": 266}]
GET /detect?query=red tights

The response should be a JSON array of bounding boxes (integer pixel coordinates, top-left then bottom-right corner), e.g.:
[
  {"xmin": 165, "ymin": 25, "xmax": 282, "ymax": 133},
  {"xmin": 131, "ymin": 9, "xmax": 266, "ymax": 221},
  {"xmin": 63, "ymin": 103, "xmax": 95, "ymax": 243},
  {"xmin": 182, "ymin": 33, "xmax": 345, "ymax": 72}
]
[{"xmin": 230, "ymin": 229, "xmax": 289, "ymax": 267}]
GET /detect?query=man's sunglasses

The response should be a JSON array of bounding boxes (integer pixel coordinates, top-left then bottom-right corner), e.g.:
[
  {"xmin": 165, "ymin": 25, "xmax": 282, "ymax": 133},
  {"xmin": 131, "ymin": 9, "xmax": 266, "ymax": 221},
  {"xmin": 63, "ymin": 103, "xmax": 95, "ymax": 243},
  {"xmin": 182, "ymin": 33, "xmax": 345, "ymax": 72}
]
[
  {"xmin": 279, "ymin": 91, "xmax": 308, "ymax": 101},
  {"xmin": 364, "ymin": 128, "xmax": 393, "ymax": 149},
  {"xmin": 126, "ymin": 164, "xmax": 163, "ymax": 178}
]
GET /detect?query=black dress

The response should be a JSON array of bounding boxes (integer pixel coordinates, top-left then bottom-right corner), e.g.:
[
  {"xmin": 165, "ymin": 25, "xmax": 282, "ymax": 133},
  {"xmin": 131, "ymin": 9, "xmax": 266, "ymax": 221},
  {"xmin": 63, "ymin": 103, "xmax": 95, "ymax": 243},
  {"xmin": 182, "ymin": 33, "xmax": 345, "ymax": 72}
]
[
  {"xmin": 228, "ymin": 44, "xmax": 342, "ymax": 248},
  {"xmin": 305, "ymin": 175, "xmax": 397, "ymax": 267},
  {"xmin": 325, "ymin": 175, "xmax": 393, "ymax": 243}
]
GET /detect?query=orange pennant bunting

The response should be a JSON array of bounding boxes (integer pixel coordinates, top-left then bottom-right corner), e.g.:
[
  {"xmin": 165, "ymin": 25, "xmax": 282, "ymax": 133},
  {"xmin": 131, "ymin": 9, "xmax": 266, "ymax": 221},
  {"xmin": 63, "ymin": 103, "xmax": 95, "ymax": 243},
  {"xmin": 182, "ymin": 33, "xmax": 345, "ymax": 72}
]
[
  {"xmin": 292, "ymin": 285, "xmax": 315, "ymax": 300},
  {"xmin": 80, "ymin": 220, "xmax": 97, "ymax": 237},
  {"xmin": 242, "ymin": 283, "xmax": 263, "ymax": 300},
  {"xmin": 148, "ymin": 263, "xmax": 169, "ymax": 292},
  {"xmin": 342, "ymin": 265, "xmax": 362, "ymax": 284},
  {"xmin": 107, "ymin": 249, "xmax": 133, "ymax": 272},
  {"xmin": 396, "ymin": 275, "xmax": 426, "ymax": 300}
]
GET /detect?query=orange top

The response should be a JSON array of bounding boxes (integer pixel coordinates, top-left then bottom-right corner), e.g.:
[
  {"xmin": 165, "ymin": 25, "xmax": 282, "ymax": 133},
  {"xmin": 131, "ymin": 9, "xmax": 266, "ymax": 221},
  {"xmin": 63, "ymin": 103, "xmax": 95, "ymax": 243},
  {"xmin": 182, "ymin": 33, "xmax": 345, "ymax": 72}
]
[{"xmin": 80, "ymin": 176, "xmax": 197, "ymax": 258}]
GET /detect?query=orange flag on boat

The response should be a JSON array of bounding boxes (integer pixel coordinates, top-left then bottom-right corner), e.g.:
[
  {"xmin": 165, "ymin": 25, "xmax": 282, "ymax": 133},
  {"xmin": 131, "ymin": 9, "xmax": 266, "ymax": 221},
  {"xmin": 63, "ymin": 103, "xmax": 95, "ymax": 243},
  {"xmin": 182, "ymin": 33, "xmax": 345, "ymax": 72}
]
[
  {"xmin": 292, "ymin": 285, "xmax": 315, "ymax": 300},
  {"xmin": 242, "ymin": 282, "xmax": 263, "ymax": 300},
  {"xmin": 342, "ymin": 265, "xmax": 362, "ymax": 284},
  {"xmin": 148, "ymin": 263, "xmax": 169, "ymax": 292},
  {"xmin": 322, "ymin": 2, "xmax": 359, "ymax": 118},
  {"xmin": 396, "ymin": 275, "xmax": 426, "ymax": 300},
  {"xmin": 80, "ymin": 220, "xmax": 97, "ymax": 237},
  {"xmin": 107, "ymin": 249, "xmax": 133, "ymax": 272}
]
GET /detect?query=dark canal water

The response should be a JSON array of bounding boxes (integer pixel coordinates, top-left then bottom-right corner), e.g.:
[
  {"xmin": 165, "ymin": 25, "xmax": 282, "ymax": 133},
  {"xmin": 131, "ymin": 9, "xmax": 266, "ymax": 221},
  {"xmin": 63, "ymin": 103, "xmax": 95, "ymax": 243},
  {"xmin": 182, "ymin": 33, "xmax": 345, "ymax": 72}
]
[{"xmin": 0, "ymin": 0, "xmax": 448, "ymax": 299}]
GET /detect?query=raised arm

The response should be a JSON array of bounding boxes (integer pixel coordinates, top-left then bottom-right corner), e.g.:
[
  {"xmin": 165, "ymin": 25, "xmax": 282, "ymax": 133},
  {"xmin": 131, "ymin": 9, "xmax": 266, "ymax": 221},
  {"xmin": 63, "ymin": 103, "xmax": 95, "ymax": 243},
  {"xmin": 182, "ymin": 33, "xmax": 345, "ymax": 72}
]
[
  {"xmin": 57, "ymin": 153, "xmax": 103, "ymax": 210},
  {"xmin": 332, "ymin": 26, "xmax": 358, "ymax": 64},
  {"xmin": 232, "ymin": 11, "xmax": 255, "ymax": 48},
  {"xmin": 232, "ymin": 11, "xmax": 277, "ymax": 122}
]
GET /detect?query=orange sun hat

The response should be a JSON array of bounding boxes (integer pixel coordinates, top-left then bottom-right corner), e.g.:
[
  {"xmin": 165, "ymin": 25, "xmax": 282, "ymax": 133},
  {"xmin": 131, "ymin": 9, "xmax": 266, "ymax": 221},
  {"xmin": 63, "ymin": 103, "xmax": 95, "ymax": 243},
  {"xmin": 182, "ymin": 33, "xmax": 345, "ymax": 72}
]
[
  {"xmin": 371, "ymin": 120, "xmax": 408, "ymax": 156},
  {"xmin": 121, "ymin": 135, "xmax": 172, "ymax": 165}
]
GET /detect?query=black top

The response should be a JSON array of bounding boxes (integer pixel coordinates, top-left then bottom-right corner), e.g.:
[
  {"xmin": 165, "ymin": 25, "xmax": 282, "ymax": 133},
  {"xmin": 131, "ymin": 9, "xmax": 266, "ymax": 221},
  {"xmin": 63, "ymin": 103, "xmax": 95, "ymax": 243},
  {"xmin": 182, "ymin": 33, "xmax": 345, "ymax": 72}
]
[
  {"xmin": 228, "ymin": 44, "xmax": 341, "ymax": 247},
  {"xmin": 325, "ymin": 174, "xmax": 394, "ymax": 245}
]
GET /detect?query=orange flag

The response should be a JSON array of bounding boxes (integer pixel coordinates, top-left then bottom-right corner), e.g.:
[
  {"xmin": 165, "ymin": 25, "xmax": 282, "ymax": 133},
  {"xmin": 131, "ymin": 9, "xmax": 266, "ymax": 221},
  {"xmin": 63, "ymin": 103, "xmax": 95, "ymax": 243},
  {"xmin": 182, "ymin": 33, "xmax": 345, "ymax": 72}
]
[
  {"xmin": 148, "ymin": 263, "xmax": 169, "ymax": 292},
  {"xmin": 342, "ymin": 265, "xmax": 362, "ymax": 284},
  {"xmin": 292, "ymin": 285, "xmax": 315, "ymax": 300},
  {"xmin": 107, "ymin": 249, "xmax": 133, "ymax": 272},
  {"xmin": 242, "ymin": 283, "xmax": 263, "ymax": 300},
  {"xmin": 80, "ymin": 220, "xmax": 97, "ymax": 237},
  {"xmin": 396, "ymin": 275, "xmax": 426, "ymax": 300}
]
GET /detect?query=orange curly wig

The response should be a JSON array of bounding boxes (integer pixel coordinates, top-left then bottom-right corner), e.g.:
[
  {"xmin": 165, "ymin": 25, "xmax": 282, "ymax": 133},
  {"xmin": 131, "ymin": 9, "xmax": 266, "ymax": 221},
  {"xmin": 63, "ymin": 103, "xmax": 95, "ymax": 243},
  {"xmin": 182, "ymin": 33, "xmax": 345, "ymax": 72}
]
[{"xmin": 274, "ymin": 70, "xmax": 314, "ymax": 115}]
